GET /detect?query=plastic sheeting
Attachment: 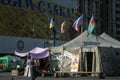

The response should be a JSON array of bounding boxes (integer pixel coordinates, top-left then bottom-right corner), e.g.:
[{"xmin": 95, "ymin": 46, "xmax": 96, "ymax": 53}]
[{"xmin": 15, "ymin": 47, "xmax": 49, "ymax": 59}]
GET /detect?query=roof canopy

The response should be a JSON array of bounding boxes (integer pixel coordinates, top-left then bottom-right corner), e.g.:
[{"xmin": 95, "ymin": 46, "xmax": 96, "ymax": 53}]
[{"xmin": 15, "ymin": 47, "xmax": 49, "ymax": 59}]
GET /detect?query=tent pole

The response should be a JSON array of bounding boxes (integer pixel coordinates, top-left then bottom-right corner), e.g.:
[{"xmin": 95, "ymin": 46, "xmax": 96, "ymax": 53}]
[
  {"xmin": 62, "ymin": 46, "xmax": 64, "ymax": 72},
  {"xmin": 80, "ymin": 47, "xmax": 83, "ymax": 71},
  {"xmin": 48, "ymin": 49, "xmax": 51, "ymax": 72},
  {"xmin": 79, "ymin": 47, "xmax": 81, "ymax": 71},
  {"xmin": 81, "ymin": 25, "xmax": 83, "ymax": 34},
  {"xmin": 61, "ymin": 46, "xmax": 64, "ymax": 72}
]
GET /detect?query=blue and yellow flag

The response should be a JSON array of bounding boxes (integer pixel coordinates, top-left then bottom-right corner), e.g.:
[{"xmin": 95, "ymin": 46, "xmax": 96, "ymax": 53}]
[{"xmin": 49, "ymin": 18, "xmax": 55, "ymax": 29}]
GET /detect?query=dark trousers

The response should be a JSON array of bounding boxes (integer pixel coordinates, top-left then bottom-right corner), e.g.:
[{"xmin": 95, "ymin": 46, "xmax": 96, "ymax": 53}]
[{"xmin": 31, "ymin": 66, "xmax": 37, "ymax": 80}]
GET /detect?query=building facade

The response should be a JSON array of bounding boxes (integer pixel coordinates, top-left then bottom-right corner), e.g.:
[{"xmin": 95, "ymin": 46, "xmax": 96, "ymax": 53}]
[
  {"xmin": 78, "ymin": 0, "xmax": 120, "ymax": 40},
  {"xmin": 110, "ymin": 0, "xmax": 120, "ymax": 40}
]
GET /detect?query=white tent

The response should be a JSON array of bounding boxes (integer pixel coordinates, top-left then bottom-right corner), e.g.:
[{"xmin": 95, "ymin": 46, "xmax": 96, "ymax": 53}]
[
  {"xmin": 50, "ymin": 30, "xmax": 120, "ymax": 77},
  {"xmin": 50, "ymin": 30, "xmax": 120, "ymax": 52}
]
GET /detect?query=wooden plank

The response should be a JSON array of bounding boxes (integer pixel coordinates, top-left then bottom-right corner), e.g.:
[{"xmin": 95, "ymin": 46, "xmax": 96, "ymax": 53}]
[
  {"xmin": 54, "ymin": 71, "xmax": 100, "ymax": 77},
  {"xmin": 55, "ymin": 71, "xmax": 100, "ymax": 74},
  {"xmin": 39, "ymin": 71, "xmax": 55, "ymax": 77},
  {"xmin": 39, "ymin": 71, "xmax": 100, "ymax": 78}
]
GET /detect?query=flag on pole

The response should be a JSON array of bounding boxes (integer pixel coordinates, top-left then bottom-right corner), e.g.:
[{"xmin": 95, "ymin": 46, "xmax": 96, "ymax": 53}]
[
  {"xmin": 72, "ymin": 14, "xmax": 83, "ymax": 31},
  {"xmin": 60, "ymin": 21, "xmax": 65, "ymax": 33},
  {"xmin": 88, "ymin": 15, "xmax": 96, "ymax": 35},
  {"xmin": 49, "ymin": 18, "xmax": 55, "ymax": 29}
]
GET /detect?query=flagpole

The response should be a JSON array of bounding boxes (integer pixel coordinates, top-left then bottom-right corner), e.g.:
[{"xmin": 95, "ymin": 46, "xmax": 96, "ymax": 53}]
[
  {"xmin": 53, "ymin": 27, "xmax": 56, "ymax": 46},
  {"xmin": 49, "ymin": 18, "xmax": 56, "ymax": 47},
  {"xmin": 81, "ymin": 25, "xmax": 83, "ymax": 34},
  {"xmin": 81, "ymin": 14, "xmax": 83, "ymax": 34},
  {"xmin": 62, "ymin": 33, "xmax": 64, "ymax": 44}
]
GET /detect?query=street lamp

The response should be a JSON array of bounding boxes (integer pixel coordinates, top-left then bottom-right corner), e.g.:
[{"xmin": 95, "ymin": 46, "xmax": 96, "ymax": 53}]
[{"xmin": 50, "ymin": 27, "xmax": 56, "ymax": 46}]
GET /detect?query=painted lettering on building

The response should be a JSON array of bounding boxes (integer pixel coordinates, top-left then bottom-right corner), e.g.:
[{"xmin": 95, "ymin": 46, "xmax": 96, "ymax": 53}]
[{"xmin": 0, "ymin": 0, "xmax": 75, "ymax": 18}]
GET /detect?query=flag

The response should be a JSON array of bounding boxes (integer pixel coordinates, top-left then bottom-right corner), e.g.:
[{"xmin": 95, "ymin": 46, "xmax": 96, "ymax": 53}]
[
  {"xmin": 60, "ymin": 21, "xmax": 65, "ymax": 33},
  {"xmin": 72, "ymin": 14, "xmax": 83, "ymax": 31},
  {"xmin": 88, "ymin": 15, "xmax": 96, "ymax": 35},
  {"xmin": 49, "ymin": 18, "xmax": 55, "ymax": 29}
]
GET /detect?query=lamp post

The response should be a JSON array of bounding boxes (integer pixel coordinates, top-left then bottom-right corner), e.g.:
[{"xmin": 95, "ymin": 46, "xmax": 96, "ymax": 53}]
[
  {"xmin": 53, "ymin": 28, "xmax": 56, "ymax": 46},
  {"xmin": 50, "ymin": 27, "xmax": 56, "ymax": 47}
]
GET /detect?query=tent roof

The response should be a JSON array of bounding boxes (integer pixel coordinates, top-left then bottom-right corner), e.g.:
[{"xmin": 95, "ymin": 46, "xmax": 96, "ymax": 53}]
[
  {"xmin": 15, "ymin": 47, "xmax": 49, "ymax": 59},
  {"xmin": 50, "ymin": 30, "xmax": 88, "ymax": 53},
  {"xmin": 62, "ymin": 30, "xmax": 88, "ymax": 48},
  {"xmin": 0, "ymin": 55, "xmax": 21, "ymax": 61},
  {"xmin": 83, "ymin": 33, "xmax": 120, "ymax": 48},
  {"xmin": 100, "ymin": 32, "xmax": 120, "ymax": 46},
  {"xmin": 29, "ymin": 47, "xmax": 48, "ymax": 54},
  {"xmin": 0, "ymin": 55, "xmax": 16, "ymax": 59},
  {"xmin": 50, "ymin": 30, "xmax": 120, "ymax": 53}
]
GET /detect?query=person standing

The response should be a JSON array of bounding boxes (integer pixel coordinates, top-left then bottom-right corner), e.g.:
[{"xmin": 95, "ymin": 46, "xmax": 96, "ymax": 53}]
[
  {"xmin": 31, "ymin": 59, "xmax": 37, "ymax": 80},
  {"xmin": 24, "ymin": 59, "xmax": 31, "ymax": 77}
]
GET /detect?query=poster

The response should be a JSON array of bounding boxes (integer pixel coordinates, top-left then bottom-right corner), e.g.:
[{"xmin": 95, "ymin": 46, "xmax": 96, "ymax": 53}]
[{"xmin": 70, "ymin": 54, "xmax": 79, "ymax": 72}]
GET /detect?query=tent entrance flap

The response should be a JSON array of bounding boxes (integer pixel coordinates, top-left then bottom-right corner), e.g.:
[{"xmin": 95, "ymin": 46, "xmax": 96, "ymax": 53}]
[{"xmin": 85, "ymin": 52, "xmax": 93, "ymax": 74}]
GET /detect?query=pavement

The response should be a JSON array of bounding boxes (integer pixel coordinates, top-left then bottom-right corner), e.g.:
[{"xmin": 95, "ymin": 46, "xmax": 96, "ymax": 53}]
[{"xmin": 0, "ymin": 72, "xmax": 120, "ymax": 80}]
